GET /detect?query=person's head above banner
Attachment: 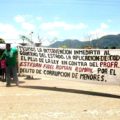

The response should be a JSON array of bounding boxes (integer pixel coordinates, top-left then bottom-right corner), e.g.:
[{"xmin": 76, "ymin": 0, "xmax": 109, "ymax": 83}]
[{"xmin": 6, "ymin": 43, "xmax": 11, "ymax": 51}]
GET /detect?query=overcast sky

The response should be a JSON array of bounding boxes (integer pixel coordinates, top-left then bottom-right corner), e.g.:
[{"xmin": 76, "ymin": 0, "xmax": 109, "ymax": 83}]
[{"xmin": 0, "ymin": 0, "xmax": 120, "ymax": 46}]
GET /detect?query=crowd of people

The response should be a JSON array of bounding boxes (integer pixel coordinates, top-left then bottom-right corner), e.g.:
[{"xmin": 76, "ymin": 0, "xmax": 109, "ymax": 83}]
[{"xmin": 0, "ymin": 43, "xmax": 19, "ymax": 87}]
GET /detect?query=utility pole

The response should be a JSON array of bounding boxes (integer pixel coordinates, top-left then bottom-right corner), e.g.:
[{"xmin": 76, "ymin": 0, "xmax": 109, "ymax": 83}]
[{"xmin": 30, "ymin": 31, "xmax": 33, "ymax": 43}]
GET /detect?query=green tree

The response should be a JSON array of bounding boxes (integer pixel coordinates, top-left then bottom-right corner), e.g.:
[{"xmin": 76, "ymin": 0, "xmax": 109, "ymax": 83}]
[
  {"xmin": 60, "ymin": 45, "xmax": 68, "ymax": 48},
  {"xmin": 0, "ymin": 38, "xmax": 5, "ymax": 43},
  {"xmin": 20, "ymin": 35, "xmax": 34, "ymax": 44}
]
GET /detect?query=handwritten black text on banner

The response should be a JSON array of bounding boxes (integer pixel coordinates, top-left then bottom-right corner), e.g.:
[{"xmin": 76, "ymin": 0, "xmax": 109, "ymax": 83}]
[{"xmin": 18, "ymin": 46, "xmax": 120, "ymax": 85}]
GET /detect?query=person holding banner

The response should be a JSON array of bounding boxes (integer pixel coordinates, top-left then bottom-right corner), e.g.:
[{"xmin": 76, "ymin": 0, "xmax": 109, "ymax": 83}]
[{"xmin": 0, "ymin": 43, "xmax": 19, "ymax": 87}]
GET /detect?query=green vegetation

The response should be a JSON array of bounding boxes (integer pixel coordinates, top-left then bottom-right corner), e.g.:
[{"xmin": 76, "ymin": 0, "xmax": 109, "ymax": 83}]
[
  {"xmin": 0, "ymin": 38, "xmax": 5, "ymax": 43},
  {"xmin": 49, "ymin": 34, "xmax": 120, "ymax": 49}
]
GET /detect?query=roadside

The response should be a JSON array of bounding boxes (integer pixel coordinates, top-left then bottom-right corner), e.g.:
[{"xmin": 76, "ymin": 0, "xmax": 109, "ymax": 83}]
[{"xmin": 0, "ymin": 76, "xmax": 120, "ymax": 120}]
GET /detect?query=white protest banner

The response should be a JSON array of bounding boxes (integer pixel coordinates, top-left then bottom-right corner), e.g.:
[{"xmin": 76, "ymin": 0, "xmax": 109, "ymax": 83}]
[{"xmin": 17, "ymin": 46, "xmax": 120, "ymax": 85}]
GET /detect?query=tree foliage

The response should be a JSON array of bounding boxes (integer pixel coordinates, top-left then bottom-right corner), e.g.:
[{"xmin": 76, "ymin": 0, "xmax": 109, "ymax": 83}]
[
  {"xmin": 0, "ymin": 38, "xmax": 5, "ymax": 43},
  {"xmin": 20, "ymin": 35, "xmax": 34, "ymax": 44},
  {"xmin": 49, "ymin": 34, "xmax": 120, "ymax": 48}
]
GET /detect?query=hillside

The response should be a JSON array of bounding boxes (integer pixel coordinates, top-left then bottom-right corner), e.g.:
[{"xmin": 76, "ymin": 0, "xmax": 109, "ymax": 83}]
[{"xmin": 49, "ymin": 34, "xmax": 120, "ymax": 48}]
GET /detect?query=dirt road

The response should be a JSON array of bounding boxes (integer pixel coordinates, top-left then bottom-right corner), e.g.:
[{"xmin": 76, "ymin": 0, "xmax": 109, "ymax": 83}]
[{"xmin": 0, "ymin": 77, "xmax": 120, "ymax": 120}]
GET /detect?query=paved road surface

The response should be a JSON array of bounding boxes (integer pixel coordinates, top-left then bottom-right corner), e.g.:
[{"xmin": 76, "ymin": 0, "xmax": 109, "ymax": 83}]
[{"xmin": 0, "ymin": 77, "xmax": 120, "ymax": 120}]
